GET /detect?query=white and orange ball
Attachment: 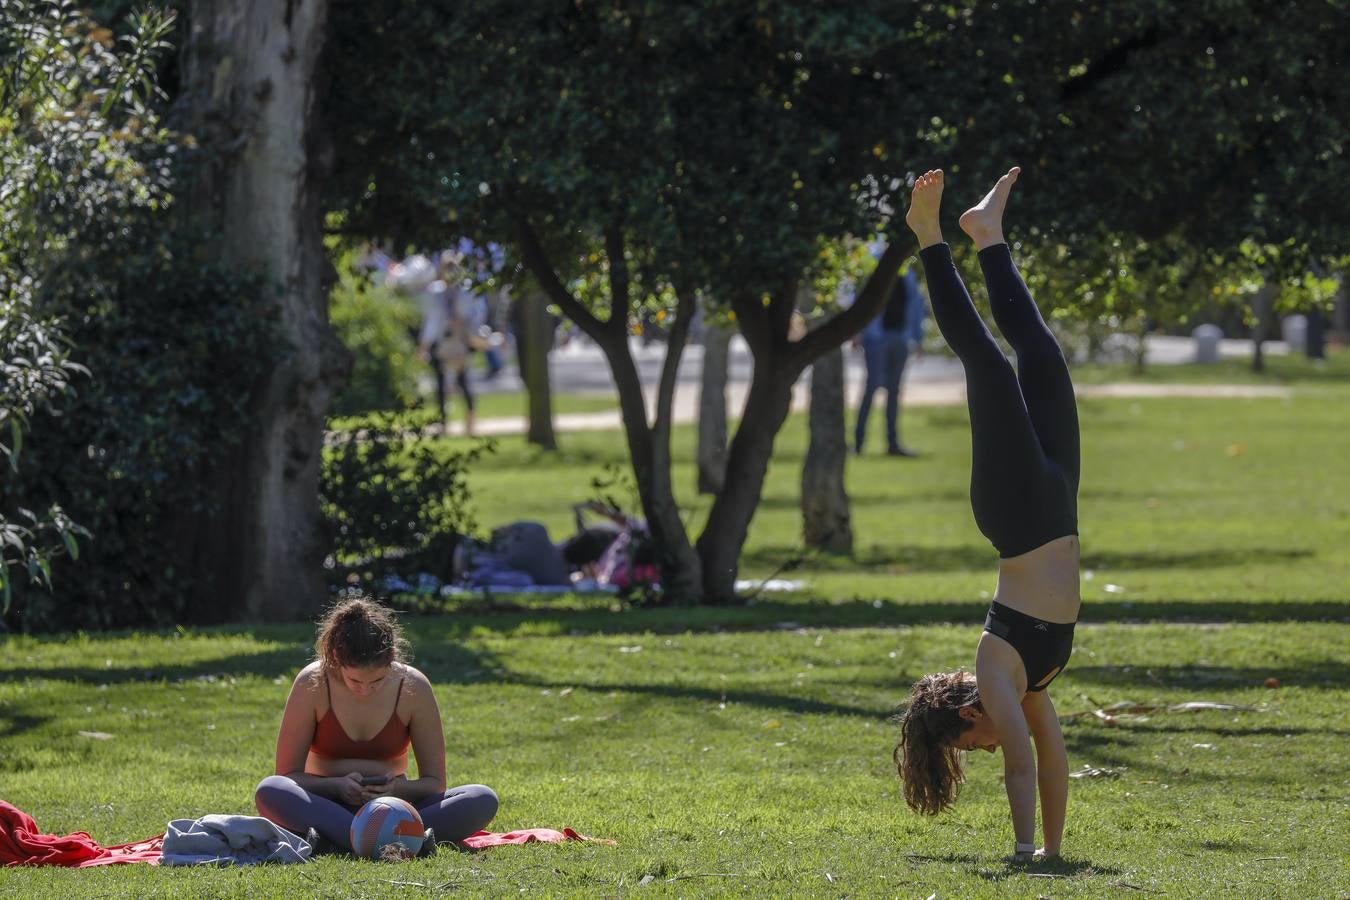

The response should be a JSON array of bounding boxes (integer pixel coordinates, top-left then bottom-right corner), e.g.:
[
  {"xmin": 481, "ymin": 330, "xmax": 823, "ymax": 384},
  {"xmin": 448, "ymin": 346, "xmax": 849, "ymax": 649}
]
[{"xmin": 350, "ymin": 796, "xmax": 425, "ymax": 860}]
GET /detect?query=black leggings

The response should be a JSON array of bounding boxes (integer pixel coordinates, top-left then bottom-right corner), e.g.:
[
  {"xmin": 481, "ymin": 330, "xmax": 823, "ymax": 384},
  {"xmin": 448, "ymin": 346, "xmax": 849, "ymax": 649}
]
[{"xmin": 917, "ymin": 243, "xmax": 1079, "ymax": 558}]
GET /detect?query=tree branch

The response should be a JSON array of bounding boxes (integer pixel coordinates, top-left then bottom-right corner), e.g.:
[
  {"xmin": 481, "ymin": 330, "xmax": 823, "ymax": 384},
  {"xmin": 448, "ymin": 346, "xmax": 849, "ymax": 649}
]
[
  {"xmin": 793, "ymin": 235, "xmax": 912, "ymax": 368},
  {"xmin": 767, "ymin": 277, "xmax": 798, "ymax": 347},
  {"xmin": 653, "ymin": 286, "xmax": 697, "ymax": 437},
  {"xmin": 731, "ymin": 289, "xmax": 774, "ymax": 362},
  {"xmin": 513, "ymin": 215, "xmax": 607, "ymax": 342},
  {"xmin": 605, "ymin": 224, "xmax": 630, "ymax": 340},
  {"xmin": 1061, "ymin": 28, "xmax": 1160, "ymax": 103}
]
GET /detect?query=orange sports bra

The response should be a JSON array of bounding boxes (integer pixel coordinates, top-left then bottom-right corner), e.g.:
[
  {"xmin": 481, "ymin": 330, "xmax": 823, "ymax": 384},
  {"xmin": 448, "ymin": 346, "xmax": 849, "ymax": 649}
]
[{"xmin": 309, "ymin": 675, "xmax": 412, "ymax": 760}]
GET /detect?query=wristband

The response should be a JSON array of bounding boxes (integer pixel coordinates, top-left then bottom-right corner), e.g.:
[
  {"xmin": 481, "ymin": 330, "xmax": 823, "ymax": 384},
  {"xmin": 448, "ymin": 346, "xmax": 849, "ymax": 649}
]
[{"xmin": 1015, "ymin": 842, "xmax": 1035, "ymax": 854}]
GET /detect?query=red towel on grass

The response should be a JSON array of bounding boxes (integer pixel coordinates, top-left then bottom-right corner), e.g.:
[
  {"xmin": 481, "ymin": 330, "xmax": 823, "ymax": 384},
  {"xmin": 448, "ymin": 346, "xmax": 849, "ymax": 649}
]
[
  {"xmin": 459, "ymin": 827, "xmax": 615, "ymax": 849},
  {"xmin": 0, "ymin": 801, "xmax": 163, "ymax": 867},
  {"xmin": 2, "ymin": 800, "xmax": 610, "ymax": 863}
]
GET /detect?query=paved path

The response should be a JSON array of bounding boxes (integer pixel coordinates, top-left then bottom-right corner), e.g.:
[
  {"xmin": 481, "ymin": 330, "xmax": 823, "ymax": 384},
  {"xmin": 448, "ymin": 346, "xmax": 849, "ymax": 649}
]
[{"xmin": 459, "ymin": 335, "xmax": 1293, "ymax": 438}]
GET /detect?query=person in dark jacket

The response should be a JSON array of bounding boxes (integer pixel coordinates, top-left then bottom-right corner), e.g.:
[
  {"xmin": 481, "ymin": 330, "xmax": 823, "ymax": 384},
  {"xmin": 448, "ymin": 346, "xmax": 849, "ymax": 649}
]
[{"xmin": 855, "ymin": 265, "xmax": 927, "ymax": 457}]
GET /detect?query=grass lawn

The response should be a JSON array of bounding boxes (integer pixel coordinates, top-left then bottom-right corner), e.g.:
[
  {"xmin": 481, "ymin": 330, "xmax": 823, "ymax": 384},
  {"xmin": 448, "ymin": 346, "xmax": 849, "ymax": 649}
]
[{"xmin": 3, "ymin": 361, "xmax": 1348, "ymax": 897}]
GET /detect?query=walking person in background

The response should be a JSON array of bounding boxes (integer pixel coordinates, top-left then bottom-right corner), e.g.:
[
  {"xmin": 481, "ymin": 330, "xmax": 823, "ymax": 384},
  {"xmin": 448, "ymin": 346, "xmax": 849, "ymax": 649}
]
[
  {"xmin": 414, "ymin": 253, "xmax": 479, "ymax": 436},
  {"xmin": 855, "ymin": 264, "xmax": 927, "ymax": 457}
]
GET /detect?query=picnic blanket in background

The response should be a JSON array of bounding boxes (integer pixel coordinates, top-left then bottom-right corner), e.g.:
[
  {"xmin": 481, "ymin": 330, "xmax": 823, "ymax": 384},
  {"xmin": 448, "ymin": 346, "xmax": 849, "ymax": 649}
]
[
  {"xmin": 459, "ymin": 827, "xmax": 615, "ymax": 849},
  {"xmin": 0, "ymin": 801, "xmax": 163, "ymax": 867}
]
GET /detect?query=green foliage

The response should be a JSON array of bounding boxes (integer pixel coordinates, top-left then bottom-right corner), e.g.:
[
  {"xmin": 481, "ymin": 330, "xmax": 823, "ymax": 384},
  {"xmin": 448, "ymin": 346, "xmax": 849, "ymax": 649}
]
[
  {"xmin": 327, "ymin": 0, "xmax": 1349, "ymax": 310},
  {"xmin": 7, "ymin": 221, "xmax": 279, "ymax": 632},
  {"xmin": 327, "ymin": 255, "xmax": 423, "ymax": 416},
  {"xmin": 320, "ymin": 412, "xmax": 490, "ymax": 590},
  {"xmin": 0, "ymin": 0, "xmax": 177, "ymax": 619},
  {"xmin": 326, "ymin": 1, "xmax": 927, "ymax": 299}
]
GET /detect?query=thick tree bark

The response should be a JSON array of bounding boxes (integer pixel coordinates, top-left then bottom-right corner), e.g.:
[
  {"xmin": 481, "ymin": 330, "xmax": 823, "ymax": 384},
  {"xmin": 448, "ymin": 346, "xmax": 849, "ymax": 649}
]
[
  {"xmin": 1333, "ymin": 275, "xmax": 1349, "ymax": 336},
  {"xmin": 695, "ymin": 240, "xmax": 910, "ymax": 601},
  {"xmin": 520, "ymin": 291, "xmax": 557, "ymax": 449},
  {"xmin": 696, "ymin": 370, "xmax": 796, "ymax": 600},
  {"xmin": 801, "ymin": 347, "xmax": 853, "ymax": 553},
  {"xmin": 696, "ymin": 320, "xmax": 731, "ymax": 495},
  {"xmin": 514, "ymin": 218, "xmax": 701, "ymax": 600},
  {"xmin": 178, "ymin": 0, "xmax": 341, "ymax": 623}
]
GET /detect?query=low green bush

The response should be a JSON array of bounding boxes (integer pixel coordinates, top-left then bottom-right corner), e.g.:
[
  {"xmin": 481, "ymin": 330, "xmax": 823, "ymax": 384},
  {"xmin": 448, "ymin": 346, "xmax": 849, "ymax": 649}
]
[
  {"xmin": 320, "ymin": 411, "xmax": 490, "ymax": 594},
  {"xmin": 327, "ymin": 260, "xmax": 424, "ymax": 416}
]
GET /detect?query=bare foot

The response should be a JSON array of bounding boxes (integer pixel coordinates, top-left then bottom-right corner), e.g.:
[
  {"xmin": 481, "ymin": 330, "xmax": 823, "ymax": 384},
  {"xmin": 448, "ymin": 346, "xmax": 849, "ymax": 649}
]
[
  {"xmin": 904, "ymin": 169, "xmax": 945, "ymax": 250},
  {"xmin": 959, "ymin": 166, "xmax": 1021, "ymax": 250}
]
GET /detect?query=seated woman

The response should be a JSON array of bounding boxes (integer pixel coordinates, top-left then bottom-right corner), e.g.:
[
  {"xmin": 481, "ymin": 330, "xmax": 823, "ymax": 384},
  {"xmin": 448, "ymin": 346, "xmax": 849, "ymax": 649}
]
[
  {"xmin": 893, "ymin": 166, "xmax": 1081, "ymax": 862},
  {"xmin": 255, "ymin": 597, "xmax": 498, "ymax": 854}
]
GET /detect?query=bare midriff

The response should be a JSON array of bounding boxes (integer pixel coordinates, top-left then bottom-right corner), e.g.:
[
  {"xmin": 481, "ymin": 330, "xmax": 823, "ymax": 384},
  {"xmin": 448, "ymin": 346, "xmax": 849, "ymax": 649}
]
[
  {"xmin": 992, "ymin": 534, "xmax": 1081, "ymax": 624},
  {"xmin": 304, "ymin": 751, "xmax": 410, "ymax": 779}
]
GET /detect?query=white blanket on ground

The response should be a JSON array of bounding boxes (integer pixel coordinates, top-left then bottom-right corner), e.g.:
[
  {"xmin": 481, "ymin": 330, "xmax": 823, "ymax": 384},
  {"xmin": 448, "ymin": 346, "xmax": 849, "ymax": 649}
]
[{"xmin": 160, "ymin": 815, "xmax": 312, "ymax": 866}]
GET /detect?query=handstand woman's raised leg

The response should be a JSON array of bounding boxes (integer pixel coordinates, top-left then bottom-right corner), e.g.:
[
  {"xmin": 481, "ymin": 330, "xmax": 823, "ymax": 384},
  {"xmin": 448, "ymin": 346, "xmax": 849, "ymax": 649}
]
[
  {"xmin": 905, "ymin": 170, "xmax": 1050, "ymax": 557},
  {"xmin": 960, "ymin": 171, "xmax": 1079, "ymax": 496}
]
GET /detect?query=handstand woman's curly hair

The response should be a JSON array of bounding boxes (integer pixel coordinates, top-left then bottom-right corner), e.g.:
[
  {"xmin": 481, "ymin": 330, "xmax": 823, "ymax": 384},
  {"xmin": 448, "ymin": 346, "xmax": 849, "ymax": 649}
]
[
  {"xmin": 892, "ymin": 670, "xmax": 981, "ymax": 815},
  {"xmin": 313, "ymin": 595, "xmax": 410, "ymax": 673}
]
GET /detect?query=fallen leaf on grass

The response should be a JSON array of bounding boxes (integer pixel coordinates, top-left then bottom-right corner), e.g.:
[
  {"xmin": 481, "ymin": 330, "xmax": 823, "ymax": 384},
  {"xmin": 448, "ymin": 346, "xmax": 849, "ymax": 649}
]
[
  {"xmin": 1069, "ymin": 765, "xmax": 1125, "ymax": 779},
  {"xmin": 1063, "ymin": 700, "xmax": 1265, "ymax": 722}
]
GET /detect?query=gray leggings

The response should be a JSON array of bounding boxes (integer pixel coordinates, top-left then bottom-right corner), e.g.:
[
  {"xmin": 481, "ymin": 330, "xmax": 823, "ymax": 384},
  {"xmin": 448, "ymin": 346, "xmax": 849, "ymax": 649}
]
[{"xmin": 255, "ymin": 775, "xmax": 499, "ymax": 851}]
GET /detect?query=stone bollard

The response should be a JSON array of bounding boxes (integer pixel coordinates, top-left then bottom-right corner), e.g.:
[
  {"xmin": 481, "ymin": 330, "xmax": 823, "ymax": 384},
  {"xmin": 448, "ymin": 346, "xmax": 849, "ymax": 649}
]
[
  {"xmin": 1280, "ymin": 315, "xmax": 1307, "ymax": 353},
  {"xmin": 1192, "ymin": 324, "xmax": 1223, "ymax": 363}
]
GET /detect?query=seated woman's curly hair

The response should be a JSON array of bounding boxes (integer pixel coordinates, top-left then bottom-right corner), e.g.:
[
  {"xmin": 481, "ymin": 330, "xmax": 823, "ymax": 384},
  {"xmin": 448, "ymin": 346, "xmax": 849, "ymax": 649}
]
[
  {"xmin": 892, "ymin": 670, "xmax": 981, "ymax": 815},
  {"xmin": 313, "ymin": 595, "xmax": 410, "ymax": 672}
]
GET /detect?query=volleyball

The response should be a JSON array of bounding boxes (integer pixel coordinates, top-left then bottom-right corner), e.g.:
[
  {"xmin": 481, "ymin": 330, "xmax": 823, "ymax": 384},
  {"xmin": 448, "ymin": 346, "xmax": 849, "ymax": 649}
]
[{"xmin": 349, "ymin": 796, "xmax": 425, "ymax": 860}]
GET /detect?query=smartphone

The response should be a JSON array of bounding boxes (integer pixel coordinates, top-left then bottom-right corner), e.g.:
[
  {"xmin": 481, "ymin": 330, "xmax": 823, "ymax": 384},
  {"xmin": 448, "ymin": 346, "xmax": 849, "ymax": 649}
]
[{"xmin": 360, "ymin": 774, "xmax": 392, "ymax": 786}]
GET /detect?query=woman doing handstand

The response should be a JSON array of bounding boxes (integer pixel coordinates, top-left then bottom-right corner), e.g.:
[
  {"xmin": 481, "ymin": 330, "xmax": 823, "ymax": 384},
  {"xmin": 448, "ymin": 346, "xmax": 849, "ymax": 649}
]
[
  {"xmin": 255, "ymin": 597, "xmax": 499, "ymax": 854},
  {"xmin": 894, "ymin": 167, "xmax": 1081, "ymax": 862}
]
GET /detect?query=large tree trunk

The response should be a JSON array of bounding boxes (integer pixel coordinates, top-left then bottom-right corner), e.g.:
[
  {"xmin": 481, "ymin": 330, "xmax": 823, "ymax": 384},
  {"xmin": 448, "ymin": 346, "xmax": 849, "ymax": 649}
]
[
  {"xmin": 1333, "ymin": 274, "xmax": 1349, "ymax": 336},
  {"xmin": 178, "ymin": 0, "xmax": 341, "ymax": 623},
  {"xmin": 696, "ymin": 370, "xmax": 796, "ymax": 601},
  {"xmin": 800, "ymin": 348, "xmax": 853, "ymax": 553},
  {"xmin": 599, "ymin": 329, "xmax": 703, "ymax": 602},
  {"xmin": 520, "ymin": 291, "xmax": 557, "ymax": 449},
  {"xmin": 696, "ymin": 321, "xmax": 731, "ymax": 494}
]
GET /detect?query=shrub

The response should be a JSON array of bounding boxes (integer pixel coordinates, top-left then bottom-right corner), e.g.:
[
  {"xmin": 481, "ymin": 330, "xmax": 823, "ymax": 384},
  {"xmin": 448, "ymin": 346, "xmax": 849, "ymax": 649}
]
[
  {"xmin": 321, "ymin": 411, "xmax": 489, "ymax": 593},
  {"xmin": 0, "ymin": 0, "xmax": 193, "ymax": 627},
  {"xmin": 328, "ymin": 258, "xmax": 425, "ymax": 416}
]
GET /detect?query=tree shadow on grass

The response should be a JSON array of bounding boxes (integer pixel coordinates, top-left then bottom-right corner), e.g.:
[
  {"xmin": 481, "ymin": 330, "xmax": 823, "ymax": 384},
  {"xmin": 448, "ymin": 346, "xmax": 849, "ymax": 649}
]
[
  {"xmin": 1068, "ymin": 662, "xmax": 1350, "ymax": 690},
  {"xmin": 0, "ymin": 711, "xmax": 48, "ymax": 740},
  {"xmin": 430, "ymin": 595, "xmax": 1350, "ymax": 638},
  {"xmin": 907, "ymin": 852, "xmax": 1118, "ymax": 880},
  {"xmin": 739, "ymin": 543, "xmax": 1317, "ymax": 575},
  {"xmin": 1081, "ymin": 547, "xmax": 1314, "ymax": 570},
  {"xmin": 0, "ymin": 640, "xmax": 503, "ymax": 689},
  {"xmin": 739, "ymin": 543, "xmax": 994, "ymax": 574}
]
